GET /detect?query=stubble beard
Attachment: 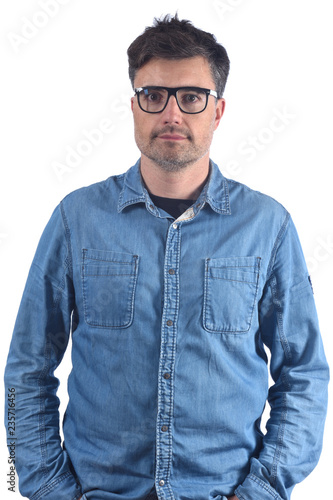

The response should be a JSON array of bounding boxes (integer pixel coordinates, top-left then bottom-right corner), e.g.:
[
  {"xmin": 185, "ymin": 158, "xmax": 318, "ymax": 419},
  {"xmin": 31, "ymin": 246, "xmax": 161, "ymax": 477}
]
[{"xmin": 135, "ymin": 126, "xmax": 210, "ymax": 173}]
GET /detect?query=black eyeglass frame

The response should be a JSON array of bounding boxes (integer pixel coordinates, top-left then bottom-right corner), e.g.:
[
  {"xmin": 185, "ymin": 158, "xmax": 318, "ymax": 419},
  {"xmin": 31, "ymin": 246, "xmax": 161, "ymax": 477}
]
[{"xmin": 134, "ymin": 86, "xmax": 219, "ymax": 114}]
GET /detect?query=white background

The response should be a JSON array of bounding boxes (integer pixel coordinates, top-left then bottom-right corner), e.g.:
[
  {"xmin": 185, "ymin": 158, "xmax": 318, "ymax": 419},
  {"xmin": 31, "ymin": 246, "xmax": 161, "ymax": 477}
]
[{"xmin": 0, "ymin": 1, "xmax": 332, "ymax": 498}]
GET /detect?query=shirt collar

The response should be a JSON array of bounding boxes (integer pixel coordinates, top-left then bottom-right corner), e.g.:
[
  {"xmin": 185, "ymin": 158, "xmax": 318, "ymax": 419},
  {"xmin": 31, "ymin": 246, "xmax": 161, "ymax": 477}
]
[{"xmin": 117, "ymin": 159, "xmax": 231, "ymax": 216}]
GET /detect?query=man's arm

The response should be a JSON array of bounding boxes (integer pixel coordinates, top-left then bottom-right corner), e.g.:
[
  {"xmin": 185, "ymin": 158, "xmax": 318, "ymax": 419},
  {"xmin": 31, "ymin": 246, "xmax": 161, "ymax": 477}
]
[
  {"xmin": 4, "ymin": 203, "xmax": 82, "ymax": 499},
  {"xmin": 235, "ymin": 214, "xmax": 329, "ymax": 500}
]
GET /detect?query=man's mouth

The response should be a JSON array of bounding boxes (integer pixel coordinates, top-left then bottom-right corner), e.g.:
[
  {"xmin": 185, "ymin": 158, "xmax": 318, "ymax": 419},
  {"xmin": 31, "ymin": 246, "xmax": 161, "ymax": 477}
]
[{"xmin": 158, "ymin": 134, "xmax": 187, "ymax": 141}]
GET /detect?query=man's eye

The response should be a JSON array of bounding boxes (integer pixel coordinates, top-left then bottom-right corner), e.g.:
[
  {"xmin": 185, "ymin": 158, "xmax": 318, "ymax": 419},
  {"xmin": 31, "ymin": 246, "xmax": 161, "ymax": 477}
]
[
  {"xmin": 145, "ymin": 92, "xmax": 162, "ymax": 102},
  {"xmin": 184, "ymin": 94, "xmax": 199, "ymax": 102},
  {"xmin": 181, "ymin": 93, "xmax": 204, "ymax": 104}
]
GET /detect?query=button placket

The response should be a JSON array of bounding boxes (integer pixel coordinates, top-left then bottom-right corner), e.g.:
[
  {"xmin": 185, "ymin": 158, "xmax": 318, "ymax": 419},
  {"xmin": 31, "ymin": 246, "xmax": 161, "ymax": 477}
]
[{"xmin": 155, "ymin": 222, "xmax": 180, "ymax": 500}]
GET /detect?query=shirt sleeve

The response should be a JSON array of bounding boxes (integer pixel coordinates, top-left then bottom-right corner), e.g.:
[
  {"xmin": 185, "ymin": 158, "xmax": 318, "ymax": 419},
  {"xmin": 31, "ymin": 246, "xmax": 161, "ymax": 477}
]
[
  {"xmin": 235, "ymin": 213, "xmax": 329, "ymax": 500},
  {"xmin": 4, "ymin": 202, "xmax": 82, "ymax": 500}
]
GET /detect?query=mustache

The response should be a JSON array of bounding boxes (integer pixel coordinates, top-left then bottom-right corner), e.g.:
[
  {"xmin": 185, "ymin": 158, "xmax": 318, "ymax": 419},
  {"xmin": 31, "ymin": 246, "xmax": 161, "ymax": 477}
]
[{"xmin": 151, "ymin": 126, "xmax": 192, "ymax": 140}]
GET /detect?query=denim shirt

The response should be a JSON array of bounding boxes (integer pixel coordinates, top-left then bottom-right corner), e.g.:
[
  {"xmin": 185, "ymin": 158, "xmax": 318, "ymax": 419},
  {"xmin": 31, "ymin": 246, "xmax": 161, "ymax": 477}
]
[{"xmin": 4, "ymin": 160, "xmax": 329, "ymax": 500}]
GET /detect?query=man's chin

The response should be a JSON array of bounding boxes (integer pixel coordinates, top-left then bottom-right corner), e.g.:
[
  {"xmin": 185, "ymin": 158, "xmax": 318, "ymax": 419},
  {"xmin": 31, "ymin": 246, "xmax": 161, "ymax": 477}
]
[{"xmin": 146, "ymin": 151, "xmax": 196, "ymax": 172}]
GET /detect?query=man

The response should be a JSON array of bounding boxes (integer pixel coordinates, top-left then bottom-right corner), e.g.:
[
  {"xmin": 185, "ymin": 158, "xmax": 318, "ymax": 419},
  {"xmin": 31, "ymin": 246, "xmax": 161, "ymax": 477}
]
[{"xmin": 4, "ymin": 14, "xmax": 329, "ymax": 500}]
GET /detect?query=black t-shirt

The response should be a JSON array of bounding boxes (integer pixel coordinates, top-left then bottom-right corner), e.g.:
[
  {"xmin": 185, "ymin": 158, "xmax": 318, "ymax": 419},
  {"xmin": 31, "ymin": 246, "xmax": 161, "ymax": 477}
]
[{"xmin": 149, "ymin": 193, "xmax": 196, "ymax": 220}]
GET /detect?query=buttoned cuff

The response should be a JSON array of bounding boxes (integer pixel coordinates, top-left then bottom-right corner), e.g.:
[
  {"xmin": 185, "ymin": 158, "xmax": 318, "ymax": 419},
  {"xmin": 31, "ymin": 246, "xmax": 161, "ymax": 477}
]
[
  {"xmin": 235, "ymin": 473, "xmax": 283, "ymax": 500},
  {"xmin": 30, "ymin": 471, "xmax": 82, "ymax": 500}
]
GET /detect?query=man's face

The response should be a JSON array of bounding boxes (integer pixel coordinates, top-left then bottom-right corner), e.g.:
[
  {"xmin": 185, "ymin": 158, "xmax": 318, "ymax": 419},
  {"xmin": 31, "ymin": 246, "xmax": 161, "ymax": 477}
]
[{"xmin": 131, "ymin": 56, "xmax": 225, "ymax": 172}]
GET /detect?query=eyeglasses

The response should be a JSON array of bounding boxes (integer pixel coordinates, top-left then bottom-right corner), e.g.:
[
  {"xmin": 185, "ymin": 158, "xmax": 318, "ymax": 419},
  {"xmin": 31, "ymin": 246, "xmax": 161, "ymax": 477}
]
[{"xmin": 134, "ymin": 86, "xmax": 218, "ymax": 114}]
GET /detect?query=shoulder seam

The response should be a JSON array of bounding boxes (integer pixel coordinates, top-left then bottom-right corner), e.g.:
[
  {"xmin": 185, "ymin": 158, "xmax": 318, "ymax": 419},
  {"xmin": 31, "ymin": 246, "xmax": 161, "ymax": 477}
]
[
  {"xmin": 267, "ymin": 211, "xmax": 291, "ymax": 282},
  {"xmin": 59, "ymin": 201, "xmax": 73, "ymax": 278}
]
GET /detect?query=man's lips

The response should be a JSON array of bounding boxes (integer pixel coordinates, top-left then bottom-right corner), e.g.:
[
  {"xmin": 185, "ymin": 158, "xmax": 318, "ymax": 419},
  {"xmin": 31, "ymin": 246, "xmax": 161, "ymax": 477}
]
[{"xmin": 158, "ymin": 134, "xmax": 187, "ymax": 141}]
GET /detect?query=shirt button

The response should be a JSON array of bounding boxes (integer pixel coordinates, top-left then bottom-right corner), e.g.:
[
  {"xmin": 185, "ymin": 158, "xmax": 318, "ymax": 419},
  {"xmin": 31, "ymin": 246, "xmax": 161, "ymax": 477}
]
[
  {"xmin": 161, "ymin": 425, "xmax": 168, "ymax": 432},
  {"xmin": 163, "ymin": 372, "xmax": 171, "ymax": 379},
  {"xmin": 166, "ymin": 320, "xmax": 173, "ymax": 326},
  {"xmin": 168, "ymin": 268, "xmax": 175, "ymax": 275},
  {"xmin": 172, "ymin": 223, "xmax": 178, "ymax": 229},
  {"xmin": 159, "ymin": 479, "xmax": 165, "ymax": 487}
]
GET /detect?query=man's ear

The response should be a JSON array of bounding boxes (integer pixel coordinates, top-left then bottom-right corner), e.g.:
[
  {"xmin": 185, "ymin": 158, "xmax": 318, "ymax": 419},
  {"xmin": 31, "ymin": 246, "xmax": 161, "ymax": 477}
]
[
  {"xmin": 131, "ymin": 96, "xmax": 135, "ymax": 112},
  {"xmin": 214, "ymin": 98, "xmax": 226, "ymax": 131}
]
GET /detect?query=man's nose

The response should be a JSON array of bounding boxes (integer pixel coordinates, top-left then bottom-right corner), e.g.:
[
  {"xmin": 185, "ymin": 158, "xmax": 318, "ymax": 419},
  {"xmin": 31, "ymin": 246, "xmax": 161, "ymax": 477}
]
[{"xmin": 162, "ymin": 95, "xmax": 183, "ymax": 124}]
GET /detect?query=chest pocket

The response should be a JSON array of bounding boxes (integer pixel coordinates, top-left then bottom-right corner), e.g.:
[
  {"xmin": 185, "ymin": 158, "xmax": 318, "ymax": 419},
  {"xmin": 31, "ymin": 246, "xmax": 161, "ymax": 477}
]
[
  {"xmin": 82, "ymin": 248, "xmax": 139, "ymax": 328},
  {"xmin": 203, "ymin": 256, "xmax": 261, "ymax": 333}
]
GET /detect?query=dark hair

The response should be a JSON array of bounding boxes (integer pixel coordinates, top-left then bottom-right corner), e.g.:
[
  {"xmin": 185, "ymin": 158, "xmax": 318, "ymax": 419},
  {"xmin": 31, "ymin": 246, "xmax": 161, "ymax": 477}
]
[{"xmin": 127, "ymin": 14, "xmax": 230, "ymax": 98}]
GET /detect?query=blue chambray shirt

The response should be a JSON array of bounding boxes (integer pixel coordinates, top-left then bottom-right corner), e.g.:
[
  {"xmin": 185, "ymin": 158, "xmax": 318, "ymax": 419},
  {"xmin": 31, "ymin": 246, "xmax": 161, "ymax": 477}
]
[{"xmin": 4, "ymin": 160, "xmax": 329, "ymax": 500}]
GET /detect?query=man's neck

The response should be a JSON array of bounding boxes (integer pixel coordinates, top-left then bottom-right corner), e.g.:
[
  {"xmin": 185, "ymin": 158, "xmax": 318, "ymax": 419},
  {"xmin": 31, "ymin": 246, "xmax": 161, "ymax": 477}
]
[{"xmin": 140, "ymin": 155, "xmax": 210, "ymax": 200}]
